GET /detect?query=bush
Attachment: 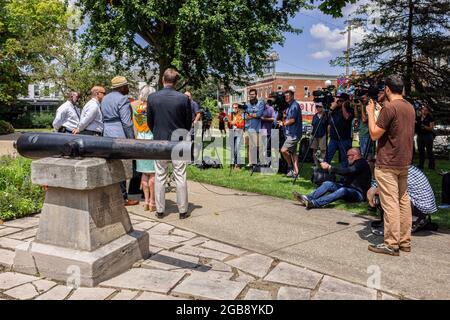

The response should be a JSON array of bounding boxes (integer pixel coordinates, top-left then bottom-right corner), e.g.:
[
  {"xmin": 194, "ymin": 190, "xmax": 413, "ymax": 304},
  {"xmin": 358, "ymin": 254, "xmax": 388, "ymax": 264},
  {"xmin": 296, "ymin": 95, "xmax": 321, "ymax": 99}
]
[
  {"xmin": 0, "ymin": 156, "xmax": 45, "ymax": 221},
  {"xmin": 0, "ymin": 120, "xmax": 15, "ymax": 135},
  {"xmin": 31, "ymin": 112, "xmax": 55, "ymax": 128}
]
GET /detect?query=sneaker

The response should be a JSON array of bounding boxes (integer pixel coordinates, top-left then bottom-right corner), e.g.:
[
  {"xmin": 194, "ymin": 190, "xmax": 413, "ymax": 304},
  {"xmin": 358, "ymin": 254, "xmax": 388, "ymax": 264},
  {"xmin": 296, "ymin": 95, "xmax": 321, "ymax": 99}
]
[
  {"xmin": 179, "ymin": 212, "xmax": 191, "ymax": 219},
  {"xmin": 399, "ymin": 246, "xmax": 411, "ymax": 252},
  {"xmin": 155, "ymin": 212, "xmax": 164, "ymax": 219},
  {"xmin": 124, "ymin": 199, "xmax": 139, "ymax": 206},
  {"xmin": 292, "ymin": 192, "xmax": 306, "ymax": 206},
  {"xmin": 368, "ymin": 244, "xmax": 399, "ymax": 256},
  {"xmin": 301, "ymin": 195, "xmax": 315, "ymax": 210},
  {"xmin": 286, "ymin": 170, "xmax": 294, "ymax": 178}
]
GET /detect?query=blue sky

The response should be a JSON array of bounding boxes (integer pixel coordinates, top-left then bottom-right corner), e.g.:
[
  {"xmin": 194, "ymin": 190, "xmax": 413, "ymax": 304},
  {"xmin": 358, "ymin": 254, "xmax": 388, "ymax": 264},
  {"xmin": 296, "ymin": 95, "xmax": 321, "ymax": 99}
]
[{"xmin": 273, "ymin": 3, "xmax": 366, "ymax": 76}]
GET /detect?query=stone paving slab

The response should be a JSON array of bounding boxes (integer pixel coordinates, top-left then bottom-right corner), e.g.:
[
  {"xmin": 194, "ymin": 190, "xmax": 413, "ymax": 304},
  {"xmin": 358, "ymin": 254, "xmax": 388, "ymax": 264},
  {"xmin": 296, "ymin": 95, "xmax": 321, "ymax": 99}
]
[
  {"xmin": 149, "ymin": 235, "xmax": 183, "ymax": 250},
  {"xmin": 152, "ymin": 234, "xmax": 192, "ymax": 243},
  {"xmin": 34, "ymin": 285, "xmax": 72, "ymax": 300},
  {"xmin": 0, "ymin": 248, "xmax": 14, "ymax": 268},
  {"xmin": 0, "ymin": 272, "xmax": 40, "ymax": 290},
  {"xmin": 204, "ymin": 260, "xmax": 233, "ymax": 273},
  {"xmin": 313, "ymin": 276, "xmax": 377, "ymax": 300},
  {"xmin": 148, "ymin": 223, "xmax": 175, "ymax": 235},
  {"xmin": 182, "ymin": 237, "xmax": 209, "ymax": 247},
  {"xmin": 111, "ymin": 290, "xmax": 139, "ymax": 300},
  {"xmin": 0, "ymin": 227, "xmax": 22, "ymax": 237},
  {"xmin": 4, "ymin": 283, "xmax": 39, "ymax": 300},
  {"xmin": 3, "ymin": 217, "xmax": 40, "ymax": 229},
  {"xmin": 175, "ymin": 245, "xmax": 230, "ymax": 261},
  {"xmin": 171, "ymin": 229, "xmax": 197, "ymax": 240},
  {"xmin": 100, "ymin": 268, "xmax": 185, "ymax": 294},
  {"xmin": 33, "ymin": 279, "xmax": 57, "ymax": 293},
  {"xmin": 7, "ymin": 228, "xmax": 37, "ymax": 240},
  {"xmin": 68, "ymin": 287, "xmax": 116, "ymax": 300},
  {"xmin": 226, "ymin": 253, "xmax": 274, "ymax": 278},
  {"xmin": 0, "ymin": 238, "xmax": 27, "ymax": 251},
  {"xmin": 142, "ymin": 250, "xmax": 200, "ymax": 271},
  {"xmin": 201, "ymin": 240, "xmax": 247, "ymax": 256},
  {"xmin": 277, "ymin": 287, "xmax": 311, "ymax": 300},
  {"xmin": 264, "ymin": 262, "xmax": 323, "ymax": 289},
  {"xmin": 172, "ymin": 273, "xmax": 247, "ymax": 300},
  {"xmin": 234, "ymin": 271, "xmax": 257, "ymax": 283},
  {"xmin": 133, "ymin": 221, "xmax": 158, "ymax": 231},
  {"xmin": 244, "ymin": 288, "xmax": 272, "ymax": 300}
]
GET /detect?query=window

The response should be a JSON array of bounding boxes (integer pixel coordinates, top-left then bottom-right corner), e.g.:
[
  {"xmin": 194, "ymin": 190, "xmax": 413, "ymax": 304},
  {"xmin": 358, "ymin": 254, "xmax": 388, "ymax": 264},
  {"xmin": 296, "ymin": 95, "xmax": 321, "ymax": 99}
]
[
  {"xmin": 43, "ymin": 85, "xmax": 50, "ymax": 97},
  {"xmin": 304, "ymin": 86, "xmax": 309, "ymax": 98},
  {"xmin": 34, "ymin": 85, "xmax": 40, "ymax": 98}
]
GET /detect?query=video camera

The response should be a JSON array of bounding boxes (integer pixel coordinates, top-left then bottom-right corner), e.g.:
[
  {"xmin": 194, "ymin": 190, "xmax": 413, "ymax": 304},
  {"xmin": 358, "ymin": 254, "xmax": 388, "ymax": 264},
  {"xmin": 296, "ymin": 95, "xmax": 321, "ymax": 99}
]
[
  {"xmin": 269, "ymin": 91, "xmax": 288, "ymax": 112},
  {"xmin": 312, "ymin": 85, "xmax": 335, "ymax": 110}
]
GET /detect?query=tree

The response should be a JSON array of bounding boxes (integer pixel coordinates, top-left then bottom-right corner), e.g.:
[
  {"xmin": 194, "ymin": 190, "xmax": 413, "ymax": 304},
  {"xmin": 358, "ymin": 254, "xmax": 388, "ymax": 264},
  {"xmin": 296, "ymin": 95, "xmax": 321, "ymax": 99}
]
[
  {"xmin": 333, "ymin": 0, "xmax": 450, "ymax": 121},
  {"xmin": 0, "ymin": 0, "xmax": 67, "ymax": 108},
  {"xmin": 78, "ymin": 0, "xmax": 355, "ymax": 89}
]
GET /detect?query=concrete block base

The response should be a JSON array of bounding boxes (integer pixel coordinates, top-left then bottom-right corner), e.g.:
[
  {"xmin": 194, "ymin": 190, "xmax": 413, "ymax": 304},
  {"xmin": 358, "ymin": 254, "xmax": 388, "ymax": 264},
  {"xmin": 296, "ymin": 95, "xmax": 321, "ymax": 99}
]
[{"xmin": 13, "ymin": 230, "xmax": 149, "ymax": 287}]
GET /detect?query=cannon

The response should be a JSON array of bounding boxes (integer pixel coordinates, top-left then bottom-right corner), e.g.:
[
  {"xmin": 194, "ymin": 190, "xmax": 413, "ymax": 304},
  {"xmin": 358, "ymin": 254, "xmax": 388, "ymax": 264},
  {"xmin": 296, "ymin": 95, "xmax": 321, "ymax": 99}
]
[{"xmin": 14, "ymin": 132, "xmax": 193, "ymax": 160}]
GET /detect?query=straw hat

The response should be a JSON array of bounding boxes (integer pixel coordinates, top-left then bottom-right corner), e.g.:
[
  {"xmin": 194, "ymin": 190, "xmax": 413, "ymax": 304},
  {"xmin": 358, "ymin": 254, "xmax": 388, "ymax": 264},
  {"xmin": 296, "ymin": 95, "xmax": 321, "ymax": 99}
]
[{"xmin": 111, "ymin": 76, "xmax": 129, "ymax": 89}]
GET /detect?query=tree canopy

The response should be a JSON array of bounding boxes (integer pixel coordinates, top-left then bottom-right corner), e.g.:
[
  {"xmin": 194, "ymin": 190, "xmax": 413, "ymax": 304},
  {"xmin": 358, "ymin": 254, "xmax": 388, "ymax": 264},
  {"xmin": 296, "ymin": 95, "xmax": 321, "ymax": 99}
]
[
  {"xmin": 333, "ymin": 0, "xmax": 450, "ymax": 121},
  {"xmin": 0, "ymin": 0, "xmax": 66, "ymax": 106},
  {"xmin": 78, "ymin": 0, "xmax": 355, "ymax": 89}
]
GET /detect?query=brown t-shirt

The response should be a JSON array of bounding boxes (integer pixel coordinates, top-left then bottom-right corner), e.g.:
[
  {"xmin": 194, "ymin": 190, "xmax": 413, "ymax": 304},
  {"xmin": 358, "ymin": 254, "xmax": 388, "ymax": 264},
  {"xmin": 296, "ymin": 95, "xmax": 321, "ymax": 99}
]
[{"xmin": 376, "ymin": 99, "xmax": 415, "ymax": 169}]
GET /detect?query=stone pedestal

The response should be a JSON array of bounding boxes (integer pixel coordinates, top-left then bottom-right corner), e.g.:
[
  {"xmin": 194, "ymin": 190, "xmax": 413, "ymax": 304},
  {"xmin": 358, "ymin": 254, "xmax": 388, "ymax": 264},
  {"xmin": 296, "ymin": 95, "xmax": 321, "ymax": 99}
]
[{"xmin": 14, "ymin": 158, "xmax": 149, "ymax": 287}]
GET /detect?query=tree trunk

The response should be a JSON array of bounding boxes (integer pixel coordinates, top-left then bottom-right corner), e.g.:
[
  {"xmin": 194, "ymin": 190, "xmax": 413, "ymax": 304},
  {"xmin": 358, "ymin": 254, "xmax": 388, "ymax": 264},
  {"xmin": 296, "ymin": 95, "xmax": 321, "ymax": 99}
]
[{"xmin": 405, "ymin": 0, "xmax": 414, "ymax": 97}]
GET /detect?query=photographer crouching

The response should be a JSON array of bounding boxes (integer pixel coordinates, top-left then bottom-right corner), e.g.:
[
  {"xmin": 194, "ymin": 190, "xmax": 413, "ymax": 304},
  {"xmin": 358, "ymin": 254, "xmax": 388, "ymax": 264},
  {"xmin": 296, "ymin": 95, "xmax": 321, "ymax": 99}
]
[{"xmin": 293, "ymin": 148, "xmax": 371, "ymax": 209}]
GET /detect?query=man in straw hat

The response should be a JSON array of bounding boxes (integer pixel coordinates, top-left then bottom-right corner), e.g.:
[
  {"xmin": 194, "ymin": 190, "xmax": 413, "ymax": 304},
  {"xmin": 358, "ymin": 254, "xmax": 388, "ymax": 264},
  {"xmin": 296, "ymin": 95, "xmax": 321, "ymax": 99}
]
[{"xmin": 101, "ymin": 75, "xmax": 139, "ymax": 206}]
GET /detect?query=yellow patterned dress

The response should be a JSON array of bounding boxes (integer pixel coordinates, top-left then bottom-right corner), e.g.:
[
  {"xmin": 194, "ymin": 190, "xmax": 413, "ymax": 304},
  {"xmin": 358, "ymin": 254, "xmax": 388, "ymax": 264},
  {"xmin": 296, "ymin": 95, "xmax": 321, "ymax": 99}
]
[{"xmin": 132, "ymin": 102, "xmax": 155, "ymax": 173}]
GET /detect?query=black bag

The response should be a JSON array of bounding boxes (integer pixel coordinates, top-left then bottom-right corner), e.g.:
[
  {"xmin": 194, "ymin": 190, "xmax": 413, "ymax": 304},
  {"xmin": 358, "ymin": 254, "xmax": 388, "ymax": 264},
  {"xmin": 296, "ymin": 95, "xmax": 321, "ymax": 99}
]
[
  {"xmin": 443, "ymin": 172, "xmax": 450, "ymax": 204},
  {"xmin": 311, "ymin": 167, "xmax": 336, "ymax": 186}
]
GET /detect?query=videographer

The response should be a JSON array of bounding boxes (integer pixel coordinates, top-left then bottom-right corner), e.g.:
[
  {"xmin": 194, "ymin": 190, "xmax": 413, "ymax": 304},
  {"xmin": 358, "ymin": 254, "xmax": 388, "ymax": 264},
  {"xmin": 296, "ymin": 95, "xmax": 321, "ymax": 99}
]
[
  {"xmin": 325, "ymin": 93, "xmax": 354, "ymax": 168},
  {"xmin": 366, "ymin": 74, "xmax": 416, "ymax": 256},
  {"xmin": 261, "ymin": 99, "xmax": 276, "ymax": 164},
  {"xmin": 311, "ymin": 102, "xmax": 328, "ymax": 167},
  {"xmin": 416, "ymin": 104, "xmax": 435, "ymax": 170},
  {"xmin": 293, "ymin": 148, "xmax": 371, "ymax": 209},
  {"xmin": 354, "ymin": 93, "xmax": 373, "ymax": 158},
  {"xmin": 245, "ymin": 88, "xmax": 265, "ymax": 167},
  {"xmin": 278, "ymin": 89, "xmax": 302, "ymax": 178},
  {"xmin": 228, "ymin": 103, "xmax": 245, "ymax": 170}
]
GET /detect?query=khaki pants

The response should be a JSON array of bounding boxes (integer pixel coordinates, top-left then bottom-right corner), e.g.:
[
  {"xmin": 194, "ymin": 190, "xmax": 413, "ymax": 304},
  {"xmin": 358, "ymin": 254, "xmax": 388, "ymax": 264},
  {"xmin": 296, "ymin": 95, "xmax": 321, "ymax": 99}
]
[
  {"xmin": 375, "ymin": 167, "xmax": 411, "ymax": 249},
  {"xmin": 246, "ymin": 130, "xmax": 263, "ymax": 165},
  {"xmin": 155, "ymin": 160, "xmax": 188, "ymax": 214}
]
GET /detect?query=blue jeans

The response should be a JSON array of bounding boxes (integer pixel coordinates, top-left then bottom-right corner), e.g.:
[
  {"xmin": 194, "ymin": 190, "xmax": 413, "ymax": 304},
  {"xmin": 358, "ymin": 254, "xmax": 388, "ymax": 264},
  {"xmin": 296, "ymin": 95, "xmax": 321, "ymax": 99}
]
[
  {"xmin": 326, "ymin": 139, "xmax": 352, "ymax": 168},
  {"xmin": 307, "ymin": 181, "xmax": 364, "ymax": 207},
  {"xmin": 359, "ymin": 135, "xmax": 372, "ymax": 157},
  {"xmin": 230, "ymin": 130, "xmax": 243, "ymax": 165}
]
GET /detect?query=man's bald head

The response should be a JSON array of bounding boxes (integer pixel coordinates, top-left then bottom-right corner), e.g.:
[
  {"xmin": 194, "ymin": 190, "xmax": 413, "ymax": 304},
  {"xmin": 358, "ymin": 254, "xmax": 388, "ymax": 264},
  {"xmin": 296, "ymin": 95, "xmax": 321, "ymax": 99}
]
[
  {"xmin": 347, "ymin": 148, "xmax": 361, "ymax": 165},
  {"xmin": 91, "ymin": 86, "xmax": 106, "ymax": 102}
]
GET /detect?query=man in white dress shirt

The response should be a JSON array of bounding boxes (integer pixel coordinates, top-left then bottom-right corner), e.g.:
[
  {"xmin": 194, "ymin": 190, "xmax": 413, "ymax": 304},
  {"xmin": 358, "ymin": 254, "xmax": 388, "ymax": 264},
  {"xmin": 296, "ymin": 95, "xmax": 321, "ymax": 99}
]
[
  {"xmin": 72, "ymin": 86, "xmax": 105, "ymax": 136},
  {"xmin": 52, "ymin": 92, "xmax": 81, "ymax": 133}
]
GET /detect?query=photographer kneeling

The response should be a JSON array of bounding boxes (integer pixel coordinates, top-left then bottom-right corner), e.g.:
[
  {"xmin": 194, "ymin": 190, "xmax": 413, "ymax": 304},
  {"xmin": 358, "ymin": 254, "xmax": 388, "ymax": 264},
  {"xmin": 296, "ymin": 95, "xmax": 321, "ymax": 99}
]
[{"xmin": 293, "ymin": 148, "xmax": 371, "ymax": 209}]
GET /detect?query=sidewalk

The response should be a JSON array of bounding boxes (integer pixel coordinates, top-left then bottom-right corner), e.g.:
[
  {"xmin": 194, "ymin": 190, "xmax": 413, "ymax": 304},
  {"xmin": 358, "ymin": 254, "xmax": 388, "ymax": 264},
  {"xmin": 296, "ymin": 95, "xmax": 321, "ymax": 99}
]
[{"xmin": 0, "ymin": 181, "xmax": 449, "ymax": 300}]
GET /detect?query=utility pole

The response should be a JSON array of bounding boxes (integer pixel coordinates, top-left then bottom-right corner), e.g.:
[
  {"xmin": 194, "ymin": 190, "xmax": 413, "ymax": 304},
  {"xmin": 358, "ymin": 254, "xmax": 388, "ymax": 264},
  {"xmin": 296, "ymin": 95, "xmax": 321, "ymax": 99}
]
[{"xmin": 346, "ymin": 21, "xmax": 352, "ymax": 77}]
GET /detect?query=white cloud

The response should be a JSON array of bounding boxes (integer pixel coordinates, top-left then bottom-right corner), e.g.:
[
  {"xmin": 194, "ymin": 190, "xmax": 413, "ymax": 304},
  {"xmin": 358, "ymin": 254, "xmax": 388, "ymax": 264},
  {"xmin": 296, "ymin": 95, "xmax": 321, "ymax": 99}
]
[
  {"xmin": 310, "ymin": 23, "xmax": 366, "ymax": 52},
  {"xmin": 311, "ymin": 50, "xmax": 332, "ymax": 59}
]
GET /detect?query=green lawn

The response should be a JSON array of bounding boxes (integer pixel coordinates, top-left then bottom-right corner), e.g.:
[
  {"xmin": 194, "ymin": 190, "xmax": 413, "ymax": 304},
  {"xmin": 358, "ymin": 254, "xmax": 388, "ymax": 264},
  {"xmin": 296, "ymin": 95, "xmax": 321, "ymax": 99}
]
[{"xmin": 187, "ymin": 143, "xmax": 450, "ymax": 229}]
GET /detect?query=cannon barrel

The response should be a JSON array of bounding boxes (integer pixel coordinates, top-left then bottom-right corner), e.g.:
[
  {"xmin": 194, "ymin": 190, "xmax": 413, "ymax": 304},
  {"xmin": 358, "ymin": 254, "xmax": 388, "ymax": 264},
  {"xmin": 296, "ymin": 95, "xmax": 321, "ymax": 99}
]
[{"xmin": 15, "ymin": 132, "xmax": 192, "ymax": 160}]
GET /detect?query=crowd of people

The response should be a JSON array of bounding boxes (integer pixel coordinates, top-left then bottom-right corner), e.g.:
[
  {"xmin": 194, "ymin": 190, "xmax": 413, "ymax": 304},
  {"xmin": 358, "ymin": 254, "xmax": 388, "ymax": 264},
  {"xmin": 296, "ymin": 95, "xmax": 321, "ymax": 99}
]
[
  {"xmin": 52, "ymin": 69, "xmax": 192, "ymax": 220},
  {"xmin": 52, "ymin": 71, "xmax": 445, "ymax": 257}
]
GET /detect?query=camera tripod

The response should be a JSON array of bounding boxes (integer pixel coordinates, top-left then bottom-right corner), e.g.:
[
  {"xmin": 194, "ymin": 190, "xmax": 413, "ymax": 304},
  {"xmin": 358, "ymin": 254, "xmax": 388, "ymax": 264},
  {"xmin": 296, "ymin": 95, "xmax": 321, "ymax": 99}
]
[
  {"xmin": 293, "ymin": 108, "xmax": 348, "ymax": 185},
  {"xmin": 197, "ymin": 123, "xmax": 222, "ymax": 170}
]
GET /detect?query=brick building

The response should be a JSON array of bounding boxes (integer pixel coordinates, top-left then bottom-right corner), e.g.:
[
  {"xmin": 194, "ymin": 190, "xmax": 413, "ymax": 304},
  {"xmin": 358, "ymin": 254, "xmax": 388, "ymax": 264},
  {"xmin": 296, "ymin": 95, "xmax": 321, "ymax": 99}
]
[{"xmin": 222, "ymin": 72, "xmax": 338, "ymax": 122}]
